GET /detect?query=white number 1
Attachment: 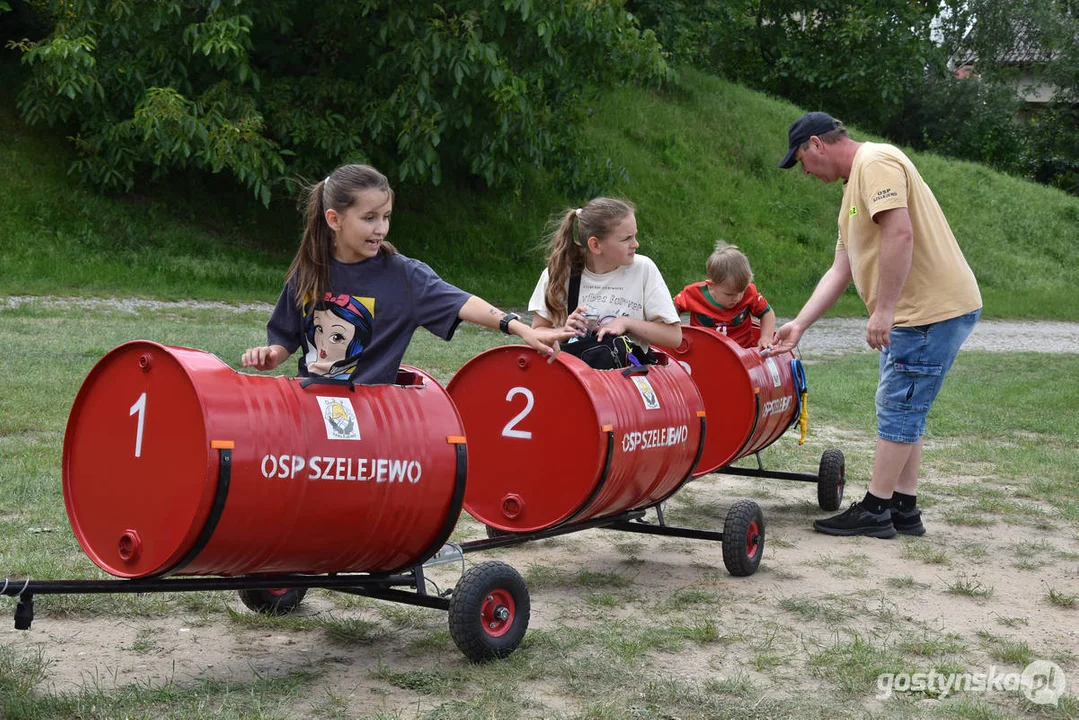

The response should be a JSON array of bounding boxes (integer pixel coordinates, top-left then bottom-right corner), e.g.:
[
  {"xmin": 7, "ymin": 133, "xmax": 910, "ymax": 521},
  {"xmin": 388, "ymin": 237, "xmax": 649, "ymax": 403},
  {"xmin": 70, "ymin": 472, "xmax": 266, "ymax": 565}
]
[
  {"xmin": 501, "ymin": 387, "xmax": 534, "ymax": 439},
  {"xmin": 129, "ymin": 392, "xmax": 147, "ymax": 458}
]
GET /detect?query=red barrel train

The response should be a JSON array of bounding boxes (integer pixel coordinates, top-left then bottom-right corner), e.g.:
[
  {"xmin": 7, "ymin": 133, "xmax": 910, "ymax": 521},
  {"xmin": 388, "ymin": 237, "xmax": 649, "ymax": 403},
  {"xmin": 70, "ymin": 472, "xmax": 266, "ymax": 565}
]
[{"xmin": 16, "ymin": 329, "xmax": 843, "ymax": 662}]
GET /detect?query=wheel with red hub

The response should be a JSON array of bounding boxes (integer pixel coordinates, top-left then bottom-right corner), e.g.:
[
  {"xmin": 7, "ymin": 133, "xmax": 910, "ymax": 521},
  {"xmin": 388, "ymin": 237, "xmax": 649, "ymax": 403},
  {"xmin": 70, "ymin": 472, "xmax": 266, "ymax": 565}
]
[
  {"xmin": 448, "ymin": 561, "xmax": 530, "ymax": 662},
  {"xmin": 817, "ymin": 448, "xmax": 846, "ymax": 511},
  {"xmin": 237, "ymin": 587, "xmax": 308, "ymax": 616},
  {"xmin": 722, "ymin": 500, "xmax": 765, "ymax": 577}
]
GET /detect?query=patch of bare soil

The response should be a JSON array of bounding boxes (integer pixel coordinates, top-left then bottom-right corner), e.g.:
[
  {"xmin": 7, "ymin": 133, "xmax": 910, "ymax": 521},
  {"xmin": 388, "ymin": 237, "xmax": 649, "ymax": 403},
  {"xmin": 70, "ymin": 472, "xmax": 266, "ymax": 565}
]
[{"xmin": 8, "ymin": 433, "xmax": 1078, "ymax": 718}]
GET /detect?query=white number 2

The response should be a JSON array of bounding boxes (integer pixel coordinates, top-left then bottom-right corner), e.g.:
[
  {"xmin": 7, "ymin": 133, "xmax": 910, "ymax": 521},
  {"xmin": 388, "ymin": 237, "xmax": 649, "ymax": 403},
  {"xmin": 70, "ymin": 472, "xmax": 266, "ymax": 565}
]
[
  {"xmin": 129, "ymin": 392, "xmax": 147, "ymax": 458},
  {"xmin": 501, "ymin": 387, "xmax": 534, "ymax": 440}
]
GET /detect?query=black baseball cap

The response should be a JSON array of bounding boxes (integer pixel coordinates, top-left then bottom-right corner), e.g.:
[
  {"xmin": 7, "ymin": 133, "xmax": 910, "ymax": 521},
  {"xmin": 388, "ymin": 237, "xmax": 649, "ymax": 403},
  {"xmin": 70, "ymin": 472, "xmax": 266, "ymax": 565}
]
[{"xmin": 779, "ymin": 112, "xmax": 842, "ymax": 169}]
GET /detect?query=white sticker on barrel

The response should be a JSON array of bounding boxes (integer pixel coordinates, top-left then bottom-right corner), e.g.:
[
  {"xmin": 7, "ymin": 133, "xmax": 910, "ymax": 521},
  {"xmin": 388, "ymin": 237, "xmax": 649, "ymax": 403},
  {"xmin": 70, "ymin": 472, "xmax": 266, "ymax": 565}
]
[
  {"xmin": 631, "ymin": 376, "xmax": 661, "ymax": 410},
  {"xmin": 317, "ymin": 396, "xmax": 361, "ymax": 440},
  {"xmin": 765, "ymin": 357, "xmax": 782, "ymax": 388}
]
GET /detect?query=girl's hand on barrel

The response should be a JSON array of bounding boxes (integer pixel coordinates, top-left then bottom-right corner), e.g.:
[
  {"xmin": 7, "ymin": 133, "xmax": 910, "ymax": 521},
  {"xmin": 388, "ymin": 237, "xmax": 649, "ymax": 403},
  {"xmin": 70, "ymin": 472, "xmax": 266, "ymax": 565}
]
[
  {"xmin": 758, "ymin": 333, "xmax": 776, "ymax": 353},
  {"xmin": 241, "ymin": 345, "xmax": 286, "ymax": 371}
]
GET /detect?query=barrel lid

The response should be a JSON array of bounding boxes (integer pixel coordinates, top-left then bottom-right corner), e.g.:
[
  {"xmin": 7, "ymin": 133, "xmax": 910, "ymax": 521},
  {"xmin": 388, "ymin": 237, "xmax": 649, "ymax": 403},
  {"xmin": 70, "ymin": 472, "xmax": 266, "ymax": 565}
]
[
  {"xmin": 63, "ymin": 341, "xmax": 216, "ymax": 577},
  {"xmin": 449, "ymin": 346, "xmax": 606, "ymax": 532}
]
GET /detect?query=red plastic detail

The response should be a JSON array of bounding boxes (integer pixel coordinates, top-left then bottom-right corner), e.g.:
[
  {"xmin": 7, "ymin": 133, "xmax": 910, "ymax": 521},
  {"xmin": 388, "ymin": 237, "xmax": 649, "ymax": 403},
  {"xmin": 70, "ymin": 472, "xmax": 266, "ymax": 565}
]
[
  {"xmin": 267, "ymin": 588, "xmax": 291, "ymax": 597},
  {"xmin": 746, "ymin": 520, "xmax": 761, "ymax": 558},
  {"xmin": 138, "ymin": 353, "xmax": 152, "ymax": 372},
  {"xmin": 117, "ymin": 530, "xmax": 140, "ymax": 562},
  {"xmin": 501, "ymin": 494, "xmax": 524, "ymax": 519},
  {"xmin": 480, "ymin": 589, "xmax": 516, "ymax": 638}
]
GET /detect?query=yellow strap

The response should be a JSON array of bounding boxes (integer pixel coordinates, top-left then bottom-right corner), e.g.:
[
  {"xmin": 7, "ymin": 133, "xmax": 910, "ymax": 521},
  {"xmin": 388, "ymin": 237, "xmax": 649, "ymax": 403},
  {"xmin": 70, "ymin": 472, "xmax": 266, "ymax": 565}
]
[{"xmin": 798, "ymin": 391, "xmax": 809, "ymax": 446}]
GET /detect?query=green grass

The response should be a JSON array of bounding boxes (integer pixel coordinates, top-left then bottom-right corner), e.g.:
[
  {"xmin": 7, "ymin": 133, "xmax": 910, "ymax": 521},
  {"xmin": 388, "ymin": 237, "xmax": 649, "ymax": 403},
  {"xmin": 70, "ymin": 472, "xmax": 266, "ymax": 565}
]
[
  {"xmin": 2, "ymin": 305, "xmax": 1078, "ymax": 718},
  {"xmin": 2, "ymin": 59, "xmax": 1078, "ymax": 316}
]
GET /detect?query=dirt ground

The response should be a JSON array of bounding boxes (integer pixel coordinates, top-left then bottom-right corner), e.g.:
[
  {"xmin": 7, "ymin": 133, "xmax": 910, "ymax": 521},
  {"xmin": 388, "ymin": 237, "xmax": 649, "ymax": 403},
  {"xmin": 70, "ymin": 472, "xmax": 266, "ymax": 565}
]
[
  {"xmin": 6, "ymin": 441, "xmax": 1077, "ymax": 717},
  {"xmin": 3, "ymin": 306, "xmax": 1077, "ymax": 716}
]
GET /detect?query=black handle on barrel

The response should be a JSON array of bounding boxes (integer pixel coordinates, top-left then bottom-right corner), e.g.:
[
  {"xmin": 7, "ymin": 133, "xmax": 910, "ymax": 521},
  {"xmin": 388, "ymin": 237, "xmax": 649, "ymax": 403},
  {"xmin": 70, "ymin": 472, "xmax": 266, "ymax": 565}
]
[
  {"xmin": 300, "ymin": 375, "xmax": 356, "ymax": 391},
  {"xmin": 621, "ymin": 365, "xmax": 649, "ymax": 377}
]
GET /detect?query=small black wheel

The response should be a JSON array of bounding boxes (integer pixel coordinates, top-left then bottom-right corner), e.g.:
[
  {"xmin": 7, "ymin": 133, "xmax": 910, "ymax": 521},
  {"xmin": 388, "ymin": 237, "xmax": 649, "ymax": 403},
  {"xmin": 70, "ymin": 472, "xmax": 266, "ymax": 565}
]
[
  {"xmin": 238, "ymin": 587, "xmax": 308, "ymax": 616},
  {"xmin": 485, "ymin": 525, "xmax": 510, "ymax": 539},
  {"xmin": 449, "ymin": 561, "xmax": 530, "ymax": 662},
  {"xmin": 817, "ymin": 448, "xmax": 845, "ymax": 511},
  {"xmin": 722, "ymin": 500, "xmax": 765, "ymax": 577}
]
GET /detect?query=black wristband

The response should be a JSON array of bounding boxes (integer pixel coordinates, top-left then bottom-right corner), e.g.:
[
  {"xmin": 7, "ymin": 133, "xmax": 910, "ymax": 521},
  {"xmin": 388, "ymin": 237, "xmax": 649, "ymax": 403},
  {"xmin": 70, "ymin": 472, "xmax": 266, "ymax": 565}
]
[{"xmin": 499, "ymin": 312, "xmax": 520, "ymax": 335}]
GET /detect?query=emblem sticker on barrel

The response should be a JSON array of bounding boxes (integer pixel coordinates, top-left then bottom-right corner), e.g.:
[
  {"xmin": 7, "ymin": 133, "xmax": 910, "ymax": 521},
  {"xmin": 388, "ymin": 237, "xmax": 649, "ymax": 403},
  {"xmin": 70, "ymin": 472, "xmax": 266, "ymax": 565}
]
[
  {"xmin": 631, "ymin": 376, "xmax": 661, "ymax": 410},
  {"xmin": 317, "ymin": 396, "xmax": 361, "ymax": 440},
  {"xmin": 765, "ymin": 357, "xmax": 782, "ymax": 388}
]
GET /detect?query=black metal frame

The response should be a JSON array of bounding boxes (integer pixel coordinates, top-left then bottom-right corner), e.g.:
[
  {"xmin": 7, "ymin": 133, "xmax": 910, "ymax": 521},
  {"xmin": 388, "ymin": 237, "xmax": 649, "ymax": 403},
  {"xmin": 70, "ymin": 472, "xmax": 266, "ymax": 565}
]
[
  {"xmin": 2, "ymin": 414, "xmax": 738, "ymax": 632},
  {"xmin": 1, "ymin": 566, "xmax": 451, "ymax": 630},
  {"xmin": 459, "ymin": 505, "xmax": 728, "ymax": 555},
  {"xmin": 718, "ymin": 451, "xmax": 821, "ymax": 484}
]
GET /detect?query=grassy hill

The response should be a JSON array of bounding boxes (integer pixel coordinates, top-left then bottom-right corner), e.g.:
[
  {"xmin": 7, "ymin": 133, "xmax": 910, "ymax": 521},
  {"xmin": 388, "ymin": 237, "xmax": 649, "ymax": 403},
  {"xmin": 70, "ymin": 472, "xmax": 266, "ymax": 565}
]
[{"xmin": 2, "ymin": 63, "xmax": 1076, "ymax": 319}]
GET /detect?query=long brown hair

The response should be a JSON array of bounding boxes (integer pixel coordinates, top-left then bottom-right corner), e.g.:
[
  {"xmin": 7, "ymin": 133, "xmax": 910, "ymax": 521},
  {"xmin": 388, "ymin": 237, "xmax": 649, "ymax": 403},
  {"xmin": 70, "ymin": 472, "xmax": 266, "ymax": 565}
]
[
  {"xmin": 286, "ymin": 164, "xmax": 398, "ymax": 308},
  {"xmin": 542, "ymin": 197, "xmax": 635, "ymax": 324}
]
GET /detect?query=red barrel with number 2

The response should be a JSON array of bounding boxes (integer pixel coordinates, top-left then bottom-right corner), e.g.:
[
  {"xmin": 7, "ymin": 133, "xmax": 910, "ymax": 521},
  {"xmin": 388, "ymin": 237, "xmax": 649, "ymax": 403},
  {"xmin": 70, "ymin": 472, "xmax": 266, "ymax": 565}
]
[{"xmin": 447, "ymin": 348, "xmax": 706, "ymax": 533}]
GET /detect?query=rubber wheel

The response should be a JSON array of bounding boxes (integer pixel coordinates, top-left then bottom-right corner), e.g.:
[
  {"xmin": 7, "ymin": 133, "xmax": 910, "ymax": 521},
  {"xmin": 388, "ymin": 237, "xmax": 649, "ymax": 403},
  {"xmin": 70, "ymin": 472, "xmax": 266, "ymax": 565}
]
[
  {"xmin": 485, "ymin": 525, "xmax": 510, "ymax": 539},
  {"xmin": 449, "ymin": 561, "xmax": 530, "ymax": 662},
  {"xmin": 722, "ymin": 500, "xmax": 765, "ymax": 577},
  {"xmin": 817, "ymin": 448, "xmax": 846, "ymax": 511},
  {"xmin": 237, "ymin": 587, "xmax": 308, "ymax": 616}
]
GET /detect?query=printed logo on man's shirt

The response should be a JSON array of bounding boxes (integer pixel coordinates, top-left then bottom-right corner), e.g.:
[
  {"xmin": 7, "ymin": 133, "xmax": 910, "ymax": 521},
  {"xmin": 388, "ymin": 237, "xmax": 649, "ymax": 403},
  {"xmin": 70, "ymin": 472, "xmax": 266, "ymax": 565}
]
[
  {"xmin": 872, "ymin": 188, "xmax": 898, "ymax": 203},
  {"xmin": 849, "ymin": 205, "xmax": 858, "ymax": 217}
]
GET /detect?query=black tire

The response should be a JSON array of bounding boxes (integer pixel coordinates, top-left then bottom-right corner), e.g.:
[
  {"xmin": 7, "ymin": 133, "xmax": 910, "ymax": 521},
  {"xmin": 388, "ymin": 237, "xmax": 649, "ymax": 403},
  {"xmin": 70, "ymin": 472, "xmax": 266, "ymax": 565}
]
[
  {"xmin": 449, "ymin": 561, "xmax": 530, "ymax": 662},
  {"xmin": 817, "ymin": 448, "xmax": 846, "ymax": 511},
  {"xmin": 237, "ymin": 587, "xmax": 308, "ymax": 616},
  {"xmin": 485, "ymin": 525, "xmax": 510, "ymax": 539},
  {"xmin": 722, "ymin": 500, "xmax": 765, "ymax": 577}
]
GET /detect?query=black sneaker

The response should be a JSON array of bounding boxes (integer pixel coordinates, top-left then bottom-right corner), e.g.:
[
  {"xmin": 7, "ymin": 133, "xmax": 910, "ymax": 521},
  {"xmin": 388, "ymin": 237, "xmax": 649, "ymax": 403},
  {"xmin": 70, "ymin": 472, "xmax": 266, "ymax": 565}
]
[
  {"xmin": 890, "ymin": 505, "xmax": 926, "ymax": 536},
  {"xmin": 813, "ymin": 502, "xmax": 897, "ymax": 538}
]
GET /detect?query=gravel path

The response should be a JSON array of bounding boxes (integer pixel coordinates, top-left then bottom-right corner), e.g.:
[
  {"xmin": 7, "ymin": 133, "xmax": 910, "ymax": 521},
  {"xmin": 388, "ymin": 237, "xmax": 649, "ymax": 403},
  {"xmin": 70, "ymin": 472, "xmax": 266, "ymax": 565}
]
[
  {"xmin": 3, "ymin": 295, "xmax": 1077, "ymax": 355},
  {"xmin": 787, "ymin": 317, "xmax": 1079, "ymax": 356}
]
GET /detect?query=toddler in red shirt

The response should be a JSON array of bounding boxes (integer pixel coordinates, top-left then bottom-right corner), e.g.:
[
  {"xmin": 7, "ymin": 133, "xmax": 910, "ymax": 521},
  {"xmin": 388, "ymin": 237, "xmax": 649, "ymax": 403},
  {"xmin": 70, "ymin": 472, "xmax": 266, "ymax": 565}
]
[{"xmin": 673, "ymin": 242, "xmax": 776, "ymax": 349}]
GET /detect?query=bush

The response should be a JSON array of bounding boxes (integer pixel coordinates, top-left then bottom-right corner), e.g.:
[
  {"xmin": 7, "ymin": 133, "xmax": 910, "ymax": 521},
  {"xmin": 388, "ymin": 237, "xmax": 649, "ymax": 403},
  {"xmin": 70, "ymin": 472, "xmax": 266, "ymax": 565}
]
[
  {"xmin": 10, "ymin": 0, "xmax": 671, "ymax": 203},
  {"xmin": 883, "ymin": 74, "xmax": 1028, "ymax": 174}
]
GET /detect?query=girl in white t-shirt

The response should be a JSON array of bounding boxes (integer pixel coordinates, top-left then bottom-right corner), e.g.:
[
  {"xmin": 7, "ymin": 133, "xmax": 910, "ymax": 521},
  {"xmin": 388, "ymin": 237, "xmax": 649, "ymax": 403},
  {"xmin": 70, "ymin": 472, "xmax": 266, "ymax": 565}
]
[{"xmin": 528, "ymin": 197, "xmax": 681, "ymax": 349}]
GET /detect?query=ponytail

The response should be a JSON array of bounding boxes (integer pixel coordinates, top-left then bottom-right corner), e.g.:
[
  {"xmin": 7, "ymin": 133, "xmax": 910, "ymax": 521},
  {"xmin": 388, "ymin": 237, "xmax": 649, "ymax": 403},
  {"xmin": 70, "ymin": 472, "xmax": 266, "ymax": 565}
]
[
  {"xmin": 543, "ymin": 209, "xmax": 586, "ymax": 325},
  {"xmin": 542, "ymin": 198, "xmax": 635, "ymax": 325}
]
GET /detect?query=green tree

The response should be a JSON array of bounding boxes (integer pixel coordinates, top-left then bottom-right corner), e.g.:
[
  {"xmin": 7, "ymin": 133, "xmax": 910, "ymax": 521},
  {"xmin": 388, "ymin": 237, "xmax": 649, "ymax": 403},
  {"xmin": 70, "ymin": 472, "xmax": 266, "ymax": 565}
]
[
  {"xmin": 628, "ymin": 0, "xmax": 946, "ymax": 131},
  {"xmin": 12, "ymin": 0, "xmax": 670, "ymax": 203},
  {"xmin": 935, "ymin": 0, "xmax": 1079, "ymax": 194}
]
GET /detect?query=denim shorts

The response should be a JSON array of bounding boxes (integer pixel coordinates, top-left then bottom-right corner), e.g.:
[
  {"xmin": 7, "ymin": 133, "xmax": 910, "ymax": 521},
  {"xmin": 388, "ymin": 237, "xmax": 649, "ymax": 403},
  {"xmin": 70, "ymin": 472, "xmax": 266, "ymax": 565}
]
[{"xmin": 876, "ymin": 309, "xmax": 981, "ymax": 443}]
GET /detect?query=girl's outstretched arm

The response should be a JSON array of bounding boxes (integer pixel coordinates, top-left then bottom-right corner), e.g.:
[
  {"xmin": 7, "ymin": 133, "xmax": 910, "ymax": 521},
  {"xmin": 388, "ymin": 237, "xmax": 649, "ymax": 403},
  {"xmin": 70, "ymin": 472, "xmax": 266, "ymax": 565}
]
[{"xmin": 458, "ymin": 296, "xmax": 573, "ymax": 360}]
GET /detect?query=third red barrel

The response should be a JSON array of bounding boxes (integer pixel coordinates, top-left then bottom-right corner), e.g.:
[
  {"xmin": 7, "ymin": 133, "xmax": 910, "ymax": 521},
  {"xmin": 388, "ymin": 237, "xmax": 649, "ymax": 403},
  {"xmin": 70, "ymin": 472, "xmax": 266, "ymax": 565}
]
[
  {"xmin": 447, "ymin": 348, "xmax": 705, "ymax": 533},
  {"xmin": 659, "ymin": 327, "xmax": 804, "ymax": 476}
]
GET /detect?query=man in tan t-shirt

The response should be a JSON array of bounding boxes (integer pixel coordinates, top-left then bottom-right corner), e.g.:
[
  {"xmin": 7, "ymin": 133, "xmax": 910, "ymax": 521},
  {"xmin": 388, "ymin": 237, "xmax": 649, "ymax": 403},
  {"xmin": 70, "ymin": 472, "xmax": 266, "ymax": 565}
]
[{"xmin": 771, "ymin": 112, "xmax": 982, "ymax": 538}]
